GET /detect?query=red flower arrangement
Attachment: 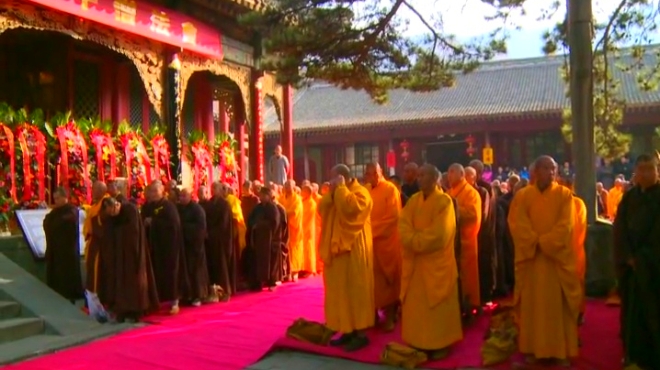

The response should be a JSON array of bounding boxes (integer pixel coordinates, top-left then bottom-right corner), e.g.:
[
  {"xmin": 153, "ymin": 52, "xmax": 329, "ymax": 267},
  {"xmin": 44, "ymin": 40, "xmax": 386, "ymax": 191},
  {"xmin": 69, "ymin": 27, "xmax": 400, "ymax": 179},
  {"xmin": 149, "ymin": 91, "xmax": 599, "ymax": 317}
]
[
  {"xmin": 148, "ymin": 126, "xmax": 172, "ymax": 184},
  {"xmin": 52, "ymin": 117, "xmax": 91, "ymax": 206},
  {"xmin": 87, "ymin": 120, "xmax": 117, "ymax": 183},
  {"xmin": 0, "ymin": 193, "xmax": 15, "ymax": 234},
  {"xmin": 186, "ymin": 130, "xmax": 213, "ymax": 200},
  {"xmin": 213, "ymin": 132, "xmax": 239, "ymax": 189},
  {"xmin": 15, "ymin": 122, "xmax": 47, "ymax": 208},
  {"xmin": 0, "ymin": 122, "xmax": 16, "ymax": 202},
  {"xmin": 116, "ymin": 123, "xmax": 152, "ymax": 205}
]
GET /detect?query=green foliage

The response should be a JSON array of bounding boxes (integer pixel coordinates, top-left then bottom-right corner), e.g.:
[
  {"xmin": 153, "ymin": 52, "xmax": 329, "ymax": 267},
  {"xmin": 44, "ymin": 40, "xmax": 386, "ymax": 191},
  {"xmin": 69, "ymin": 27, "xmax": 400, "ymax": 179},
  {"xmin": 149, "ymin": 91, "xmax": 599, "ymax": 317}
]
[
  {"xmin": 146, "ymin": 123, "xmax": 166, "ymax": 139},
  {"xmin": 540, "ymin": 0, "xmax": 659, "ymax": 160},
  {"xmin": 239, "ymin": 0, "xmax": 508, "ymax": 103}
]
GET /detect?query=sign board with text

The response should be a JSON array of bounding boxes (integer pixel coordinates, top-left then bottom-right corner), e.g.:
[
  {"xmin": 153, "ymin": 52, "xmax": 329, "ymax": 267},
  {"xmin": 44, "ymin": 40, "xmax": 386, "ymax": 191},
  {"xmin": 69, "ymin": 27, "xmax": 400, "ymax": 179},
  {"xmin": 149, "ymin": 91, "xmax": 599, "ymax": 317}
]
[
  {"xmin": 482, "ymin": 147, "xmax": 494, "ymax": 165},
  {"xmin": 14, "ymin": 209, "xmax": 86, "ymax": 260}
]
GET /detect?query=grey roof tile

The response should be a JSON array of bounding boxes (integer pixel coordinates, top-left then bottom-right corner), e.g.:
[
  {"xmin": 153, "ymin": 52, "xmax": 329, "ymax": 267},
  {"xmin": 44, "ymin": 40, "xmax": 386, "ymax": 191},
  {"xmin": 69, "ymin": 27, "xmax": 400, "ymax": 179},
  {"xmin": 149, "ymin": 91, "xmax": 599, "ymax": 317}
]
[{"xmin": 263, "ymin": 50, "xmax": 660, "ymax": 133}]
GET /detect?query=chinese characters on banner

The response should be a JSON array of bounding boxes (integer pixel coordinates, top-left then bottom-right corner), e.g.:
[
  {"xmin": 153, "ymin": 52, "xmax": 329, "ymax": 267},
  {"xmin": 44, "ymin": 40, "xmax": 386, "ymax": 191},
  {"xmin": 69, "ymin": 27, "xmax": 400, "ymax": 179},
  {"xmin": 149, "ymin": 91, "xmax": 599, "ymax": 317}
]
[
  {"xmin": 254, "ymin": 79, "xmax": 265, "ymax": 182},
  {"xmin": 25, "ymin": 0, "xmax": 221, "ymax": 59}
]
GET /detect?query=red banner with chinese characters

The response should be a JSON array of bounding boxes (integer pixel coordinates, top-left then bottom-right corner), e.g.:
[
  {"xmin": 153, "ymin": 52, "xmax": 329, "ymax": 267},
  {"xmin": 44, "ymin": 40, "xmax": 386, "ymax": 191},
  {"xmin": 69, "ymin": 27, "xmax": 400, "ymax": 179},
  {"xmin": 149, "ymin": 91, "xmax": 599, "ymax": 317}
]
[{"xmin": 26, "ymin": 0, "xmax": 223, "ymax": 59}]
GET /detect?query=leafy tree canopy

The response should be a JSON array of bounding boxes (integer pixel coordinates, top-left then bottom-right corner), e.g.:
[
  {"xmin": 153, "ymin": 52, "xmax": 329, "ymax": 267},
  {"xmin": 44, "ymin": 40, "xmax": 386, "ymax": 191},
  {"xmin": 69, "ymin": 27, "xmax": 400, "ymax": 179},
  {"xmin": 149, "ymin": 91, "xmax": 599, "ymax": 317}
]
[
  {"xmin": 240, "ymin": 0, "xmax": 517, "ymax": 103},
  {"xmin": 541, "ymin": 0, "xmax": 660, "ymax": 159}
]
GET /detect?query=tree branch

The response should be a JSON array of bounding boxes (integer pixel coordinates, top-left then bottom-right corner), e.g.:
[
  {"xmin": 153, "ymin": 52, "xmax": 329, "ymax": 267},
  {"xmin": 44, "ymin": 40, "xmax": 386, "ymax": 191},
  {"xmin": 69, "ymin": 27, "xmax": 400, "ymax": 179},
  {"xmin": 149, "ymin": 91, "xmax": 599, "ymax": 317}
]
[
  {"xmin": 594, "ymin": 0, "xmax": 628, "ymax": 53},
  {"xmin": 401, "ymin": 0, "xmax": 465, "ymax": 54}
]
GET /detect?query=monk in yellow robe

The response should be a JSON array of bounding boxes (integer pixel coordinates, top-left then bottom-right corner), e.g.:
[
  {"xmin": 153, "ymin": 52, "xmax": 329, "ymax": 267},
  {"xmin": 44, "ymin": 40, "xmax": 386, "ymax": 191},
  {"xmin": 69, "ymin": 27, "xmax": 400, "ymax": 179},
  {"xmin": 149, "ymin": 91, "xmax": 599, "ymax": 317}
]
[
  {"xmin": 319, "ymin": 164, "xmax": 374, "ymax": 351},
  {"xmin": 399, "ymin": 164, "xmax": 463, "ymax": 358},
  {"xmin": 83, "ymin": 181, "xmax": 109, "ymax": 292},
  {"xmin": 508, "ymin": 156, "xmax": 581, "ymax": 365},
  {"xmin": 447, "ymin": 163, "xmax": 482, "ymax": 308},
  {"xmin": 300, "ymin": 185, "xmax": 318, "ymax": 275},
  {"xmin": 314, "ymin": 182, "xmax": 328, "ymax": 273},
  {"xmin": 224, "ymin": 185, "xmax": 247, "ymax": 256},
  {"xmin": 280, "ymin": 180, "xmax": 304, "ymax": 280},
  {"xmin": 607, "ymin": 177, "xmax": 625, "ymax": 220},
  {"xmin": 364, "ymin": 162, "xmax": 402, "ymax": 331}
]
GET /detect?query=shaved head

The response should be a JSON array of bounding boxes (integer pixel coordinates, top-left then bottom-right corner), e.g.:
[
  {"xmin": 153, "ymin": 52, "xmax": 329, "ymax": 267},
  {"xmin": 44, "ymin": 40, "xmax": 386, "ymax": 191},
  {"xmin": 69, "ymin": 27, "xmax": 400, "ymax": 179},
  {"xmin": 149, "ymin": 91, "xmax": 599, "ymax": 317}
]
[
  {"xmin": 365, "ymin": 162, "xmax": 383, "ymax": 187},
  {"xmin": 418, "ymin": 164, "xmax": 440, "ymax": 193},
  {"xmin": 533, "ymin": 155, "xmax": 557, "ymax": 189},
  {"xmin": 403, "ymin": 162, "xmax": 419, "ymax": 183},
  {"xmin": 448, "ymin": 163, "xmax": 464, "ymax": 175},
  {"xmin": 469, "ymin": 159, "xmax": 484, "ymax": 174},
  {"xmin": 92, "ymin": 181, "xmax": 107, "ymax": 201},
  {"xmin": 331, "ymin": 164, "xmax": 352, "ymax": 179},
  {"xmin": 447, "ymin": 163, "xmax": 465, "ymax": 187}
]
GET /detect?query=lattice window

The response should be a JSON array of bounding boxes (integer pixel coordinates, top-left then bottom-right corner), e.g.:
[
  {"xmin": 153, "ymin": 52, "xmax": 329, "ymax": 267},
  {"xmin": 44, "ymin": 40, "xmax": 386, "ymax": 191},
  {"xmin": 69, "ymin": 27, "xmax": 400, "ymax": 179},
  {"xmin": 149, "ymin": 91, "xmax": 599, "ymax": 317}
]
[
  {"xmin": 149, "ymin": 105, "xmax": 160, "ymax": 125},
  {"xmin": 129, "ymin": 68, "xmax": 143, "ymax": 126},
  {"xmin": 346, "ymin": 143, "xmax": 379, "ymax": 180},
  {"xmin": 72, "ymin": 59, "xmax": 100, "ymax": 120}
]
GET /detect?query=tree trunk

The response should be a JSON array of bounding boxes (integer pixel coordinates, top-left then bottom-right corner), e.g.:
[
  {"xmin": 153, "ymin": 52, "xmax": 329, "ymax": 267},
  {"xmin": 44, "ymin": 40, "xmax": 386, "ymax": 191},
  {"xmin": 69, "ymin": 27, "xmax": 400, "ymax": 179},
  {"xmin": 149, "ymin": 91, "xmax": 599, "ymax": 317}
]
[{"xmin": 568, "ymin": 0, "xmax": 596, "ymax": 224}]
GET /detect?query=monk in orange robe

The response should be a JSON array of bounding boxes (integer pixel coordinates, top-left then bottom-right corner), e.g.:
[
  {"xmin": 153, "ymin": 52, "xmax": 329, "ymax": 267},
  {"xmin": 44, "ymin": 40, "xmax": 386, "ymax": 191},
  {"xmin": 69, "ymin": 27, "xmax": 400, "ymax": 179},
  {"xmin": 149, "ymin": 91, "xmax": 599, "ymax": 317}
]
[
  {"xmin": 608, "ymin": 177, "xmax": 625, "ymax": 220},
  {"xmin": 320, "ymin": 164, "xmax": 374, "ymax": 351},
  {"xmin": 447, "ymin": 163, "xmax": 482, "ymax": 309},
  {"xmin": 364, "ymin": 163, "xmax": 402, "ymax": 331},
  {"xmin": 280, "ymin": 180, "xmax": 304, "ymax": 280},
  {"xmin": 399, "ymin": 164, "xmax": 462, "ymax": 358},
  {"xmin": 311, "ymin": 183, "xmax": 323, "ymax": 273},
  {"xmin": 508, "ymin": 156, "xmax": 581, "ymax": 365},
  {"xmin": 300, "ymin": 185, "xmax": 318, "ymax": 275}
]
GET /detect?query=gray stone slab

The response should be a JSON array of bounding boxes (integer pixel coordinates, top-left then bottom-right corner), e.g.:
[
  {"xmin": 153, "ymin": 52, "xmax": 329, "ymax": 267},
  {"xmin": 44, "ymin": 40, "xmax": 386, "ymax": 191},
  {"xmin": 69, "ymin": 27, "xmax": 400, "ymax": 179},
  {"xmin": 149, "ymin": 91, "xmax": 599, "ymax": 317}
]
[{"xmin": 0, "ymin": 254, "xmax": 134, "ymax": 364}]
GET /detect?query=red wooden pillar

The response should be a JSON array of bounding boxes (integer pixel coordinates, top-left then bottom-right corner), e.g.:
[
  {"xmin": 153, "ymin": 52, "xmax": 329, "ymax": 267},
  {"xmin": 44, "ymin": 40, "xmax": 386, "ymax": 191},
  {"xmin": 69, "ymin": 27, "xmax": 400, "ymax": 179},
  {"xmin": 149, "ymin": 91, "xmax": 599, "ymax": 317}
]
[
  {"xmin": 100, "ymin": 57, "xmax": 114, "ymax": 121},
  {"xmin": 282, "ymin": 84, "xmax": 294, "ymax": 179},
  {"xmin": 236, "ymin": 94, "xmax": 247, "ymax": 185},
  {"xmin": 219, "ymin": 99, "xmax": 229, "ymax": 133},
  {"xmin": 195, "ymin": 76, "xmax": 214, "ymax": 141},
  {"xmin": 112, "ymin": 63, "xmax": 131, "ymax": 125},
  {"xmin": 251, "ymin": 78, "xmax": 265, "ymax": 182}
]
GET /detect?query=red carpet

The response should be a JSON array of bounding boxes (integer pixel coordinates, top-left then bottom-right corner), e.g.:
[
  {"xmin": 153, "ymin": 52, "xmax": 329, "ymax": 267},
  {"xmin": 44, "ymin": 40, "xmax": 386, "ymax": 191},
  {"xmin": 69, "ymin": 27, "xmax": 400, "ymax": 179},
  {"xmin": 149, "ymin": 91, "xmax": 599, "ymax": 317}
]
[{"xmin": 5, "ymin": 277, "xmax": 621, "ymax": 370}]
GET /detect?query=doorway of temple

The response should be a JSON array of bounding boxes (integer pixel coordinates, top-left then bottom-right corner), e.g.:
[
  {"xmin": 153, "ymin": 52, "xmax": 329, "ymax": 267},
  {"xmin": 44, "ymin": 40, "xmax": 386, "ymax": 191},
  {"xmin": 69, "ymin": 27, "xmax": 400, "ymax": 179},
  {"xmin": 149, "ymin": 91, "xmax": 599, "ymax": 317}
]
[{"xmin": 425, "ymin": 140, "xmax": 471, "ymax": 173}]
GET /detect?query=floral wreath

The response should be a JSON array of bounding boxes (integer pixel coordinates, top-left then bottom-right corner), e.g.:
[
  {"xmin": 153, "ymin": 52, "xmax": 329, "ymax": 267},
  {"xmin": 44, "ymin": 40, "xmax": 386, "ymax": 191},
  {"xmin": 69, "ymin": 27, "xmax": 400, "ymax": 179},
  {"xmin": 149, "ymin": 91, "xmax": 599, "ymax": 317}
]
[
  {"xmin": 186, "ymin": 130, "xmax": 213, "ymax": 199},
  {"xmin": 87, "ymin": 120, "xmax": 117, "ymax": 183},
  {"xmin": 117, "ymin": 123, "xmax": 152, "ymax": 205},
  {"xmin": 213, "ymin": 132, "xmax": 239, "ymax": 188},
  {"xmin": 16, "ymin": 122, "xmax": 47, "ymax": 206},
  {"xmin": 148, "ymin": 126, "xmax": 172, "ymax": 184},
  {"xmin": 52, "ymin": 116, "xmax": 91, "ymax": 205},
  {"xmin": 0, "ymin": 122, "xmax": 16, "ymax": 202}
]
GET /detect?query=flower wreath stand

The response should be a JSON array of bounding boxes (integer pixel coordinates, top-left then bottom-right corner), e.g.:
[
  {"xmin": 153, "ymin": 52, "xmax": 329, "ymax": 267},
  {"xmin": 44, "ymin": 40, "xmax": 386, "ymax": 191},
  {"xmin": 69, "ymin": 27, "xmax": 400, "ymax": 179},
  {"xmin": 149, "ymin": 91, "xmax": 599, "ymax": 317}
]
[
  {"xmin": 213, "ymin": 132, "xmax": 239, "ymax": 189},
  {"xmin": 0, "ymin": 122, "xmax": 16, "ymax": 202},
  {"xmin": 149, "ymin": 128, "xmax": 172, "ymax": 185},
  {"xmin": 53, "ymin": 119, "xmax": 91, "ymax": 205},
  {"xmin": 15, "ymin": 122, "xmax": 47, "ymax": 208},
  {"xmin": 187, "ymin": 131, "xmax": 213, "ymax": 200},
  {"xmin": 117, "ymin": 126, "xmax": 152, "ymax": 205},
  {"xmin": 87, "ymin": 121, "xmax": 117, "ymax": 183}
]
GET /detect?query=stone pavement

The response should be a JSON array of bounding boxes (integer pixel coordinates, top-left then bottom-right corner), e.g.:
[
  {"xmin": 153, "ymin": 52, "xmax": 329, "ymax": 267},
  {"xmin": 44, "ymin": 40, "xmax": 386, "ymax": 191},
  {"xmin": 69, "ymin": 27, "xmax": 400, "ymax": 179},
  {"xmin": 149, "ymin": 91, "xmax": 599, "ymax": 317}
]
[{"xmin": 247, "ymin": 350, "xmax": 489, "ymax": 370}]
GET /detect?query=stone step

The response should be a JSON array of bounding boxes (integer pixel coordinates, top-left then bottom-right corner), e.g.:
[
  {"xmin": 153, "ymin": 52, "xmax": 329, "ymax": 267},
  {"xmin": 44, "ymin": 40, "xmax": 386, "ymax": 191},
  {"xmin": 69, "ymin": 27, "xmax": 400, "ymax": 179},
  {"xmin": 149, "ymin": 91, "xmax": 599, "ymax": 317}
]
[
  {"xmin": 0, "ymin": 301, "xmax": 20, "ymax": 320},
  {"xmin": 0, "ymin": 318, "xmax": 44, "ymax": 344}
]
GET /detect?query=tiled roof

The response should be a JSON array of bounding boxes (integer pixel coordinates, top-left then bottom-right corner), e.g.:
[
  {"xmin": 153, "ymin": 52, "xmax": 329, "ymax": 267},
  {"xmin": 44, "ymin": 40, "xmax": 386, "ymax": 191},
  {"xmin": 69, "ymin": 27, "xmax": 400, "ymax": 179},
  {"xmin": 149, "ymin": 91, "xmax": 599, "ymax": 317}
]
[{"xmin": 263, "ymin": 49, "xmax": 660, "ymax": 134}]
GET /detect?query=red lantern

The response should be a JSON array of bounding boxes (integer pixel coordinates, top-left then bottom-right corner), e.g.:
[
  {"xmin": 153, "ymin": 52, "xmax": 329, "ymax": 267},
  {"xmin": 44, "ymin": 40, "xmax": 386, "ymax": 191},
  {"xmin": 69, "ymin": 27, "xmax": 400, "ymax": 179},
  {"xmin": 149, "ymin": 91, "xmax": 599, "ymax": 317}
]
[
  {"xmin": 465, "ymin": 134, "xmax": 476, "ymax": 157},
  {"xmin": 400, "ymin": 140, "xmax": 410, "ymax": 162},
  {"xmin": 386, "ymin": 150, "xmax": 396, "ymax": 168}
]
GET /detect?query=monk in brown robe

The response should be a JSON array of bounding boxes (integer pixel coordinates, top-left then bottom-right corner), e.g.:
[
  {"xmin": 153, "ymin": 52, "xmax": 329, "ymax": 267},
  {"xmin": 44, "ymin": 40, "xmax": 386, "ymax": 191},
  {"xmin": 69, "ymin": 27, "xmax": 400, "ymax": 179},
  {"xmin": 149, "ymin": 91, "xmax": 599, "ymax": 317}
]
[
  {"xmin": 102, "ymin": 197, "xmax": 159, "ymax": 322},
  {"xmin": 43, "ymin": 187, "xmax": 83, "ymax": 303},
  {"xmin": 204, "ymin": 182, "xmax": 235, "ymax": 301},
  {"xmin": 108, "ymin": 179, "xmax": 128, "ymax": 203},
  {"xmin": 197, "ymin": 185, "xmax": 209, "ymax": 206},
  {"xmin": 467, "ymin": 161, "xmax": 499, "ymax": 302},
  {"xmin": 177, "ymin": 189, "xmax": 209, "ymax": 306},
  {"xmin": 244, "ymin": 187, "xmax": 284, "ymax": 291},
  {"xmin": 143, "ymin": 181, "xmax": 188, "ymax": 314},
  {"xmin": 365, "ymin": 163, "xmax": 402, "ymax": 331},
  {"xmin": 241, "ymin": 180, "xmax": 260, "ymax": 222}
]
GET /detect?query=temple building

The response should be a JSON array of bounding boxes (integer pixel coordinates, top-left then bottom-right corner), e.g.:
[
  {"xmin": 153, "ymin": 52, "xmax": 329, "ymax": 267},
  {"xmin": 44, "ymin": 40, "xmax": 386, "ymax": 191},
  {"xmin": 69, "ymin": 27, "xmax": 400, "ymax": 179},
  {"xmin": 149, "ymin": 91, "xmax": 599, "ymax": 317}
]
[
  {"xmin": 264, "ymin": 50, "xmax": 660, "ymax": 182},
  {"xmin": 0, "ymin": 0, "xmax": 295, "ymax": 185}
]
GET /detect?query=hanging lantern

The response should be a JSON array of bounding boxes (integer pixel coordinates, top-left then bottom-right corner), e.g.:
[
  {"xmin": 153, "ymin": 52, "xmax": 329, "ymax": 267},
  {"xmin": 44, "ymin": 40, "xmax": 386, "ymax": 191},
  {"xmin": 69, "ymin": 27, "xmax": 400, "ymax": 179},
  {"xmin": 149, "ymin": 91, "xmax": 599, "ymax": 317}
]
[
  {"xmin": 465, "ymin": 134, "xmax": 476, "ymax": 157},
  {"xmin": 400, "ymin": 140, "xmax": 410, "ymax": 162},
  {"xmin": 386, "ymin": 149, "xmax": 396, "ymax": 168}
]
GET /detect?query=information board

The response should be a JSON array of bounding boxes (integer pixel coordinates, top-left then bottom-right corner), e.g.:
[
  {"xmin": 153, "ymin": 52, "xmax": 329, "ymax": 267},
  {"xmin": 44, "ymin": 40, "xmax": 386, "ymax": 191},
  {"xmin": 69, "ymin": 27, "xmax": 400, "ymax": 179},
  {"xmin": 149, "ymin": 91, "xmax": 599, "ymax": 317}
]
[{"xmin": 14, "ymin": 209, "xmax": 86, "ymax": 260}]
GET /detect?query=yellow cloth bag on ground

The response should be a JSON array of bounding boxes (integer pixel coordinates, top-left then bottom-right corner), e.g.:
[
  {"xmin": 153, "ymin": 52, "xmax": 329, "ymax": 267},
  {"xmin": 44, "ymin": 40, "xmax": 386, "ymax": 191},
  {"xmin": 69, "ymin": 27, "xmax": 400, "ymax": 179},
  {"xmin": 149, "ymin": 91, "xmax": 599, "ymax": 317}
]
[
  {"xmin": 481, "ymin": 308, "xmax": 518, "ymax": 366},
  {"xmin": 380, "ymin": 342, "xmax": 428, "ymax": 369},
  {"xmin": 285, "ymin": 318, "xmax": 334, "ymax": 346}
]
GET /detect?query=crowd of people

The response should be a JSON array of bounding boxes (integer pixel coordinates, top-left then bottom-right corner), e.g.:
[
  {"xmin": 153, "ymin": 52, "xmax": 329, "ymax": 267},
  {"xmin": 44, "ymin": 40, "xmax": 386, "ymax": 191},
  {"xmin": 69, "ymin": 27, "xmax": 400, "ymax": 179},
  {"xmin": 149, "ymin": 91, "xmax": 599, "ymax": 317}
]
[{"xmin": 40, "ymin": 151, "xmax": 658, "ymax": 369}]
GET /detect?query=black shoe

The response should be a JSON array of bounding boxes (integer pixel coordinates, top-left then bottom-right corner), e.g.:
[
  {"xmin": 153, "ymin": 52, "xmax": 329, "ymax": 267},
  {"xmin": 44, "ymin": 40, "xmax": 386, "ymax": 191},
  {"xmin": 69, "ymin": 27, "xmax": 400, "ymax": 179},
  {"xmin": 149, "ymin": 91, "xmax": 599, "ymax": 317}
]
[
  {"xmin": 344, "ymin": 335, "xmax": 369, "ymax": 352},
  {"xmin": 329, "ymin": 333, "xmax": 354, "ymax": 347}
]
